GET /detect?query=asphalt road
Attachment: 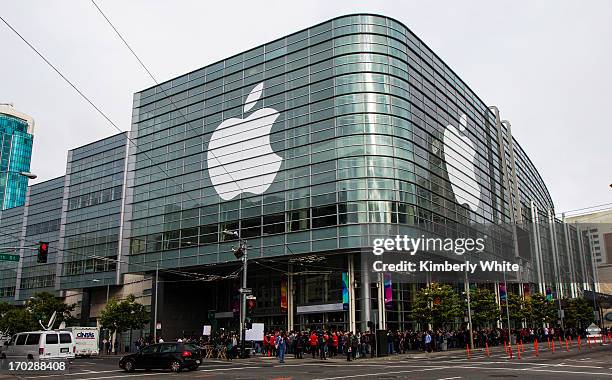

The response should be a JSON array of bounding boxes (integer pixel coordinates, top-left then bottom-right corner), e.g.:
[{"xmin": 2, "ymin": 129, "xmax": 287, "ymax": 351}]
[{"xmin": 1, "ymin": 344, "xmax": 611, "ymax": 380}]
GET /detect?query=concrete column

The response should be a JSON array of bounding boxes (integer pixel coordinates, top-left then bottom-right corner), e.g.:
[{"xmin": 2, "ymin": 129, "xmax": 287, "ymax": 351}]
[
  {"xmin": 377, "ymin": 272, "xmax": 386, "ymax": 330},
  {"xmin": 360, "ymin": 254, "xmax": 372, "ymax": 332},
  {"xmin": 576, "ymin": 223, "xmax": 588, "ymax": 290},
  {"xmin": 348, "ymin": 254, "xmax": 356, "ymax": 333},
  {"xmin": 530, "ymin": 202, "xmax": 545, "ymax": 293},
  {"xmin": 287, "ymin": 264, "xmax": 294, "ymax": 331},
  {"xmin": 562, "ymin": 218, "xmax": 577, "ymax": 298}
]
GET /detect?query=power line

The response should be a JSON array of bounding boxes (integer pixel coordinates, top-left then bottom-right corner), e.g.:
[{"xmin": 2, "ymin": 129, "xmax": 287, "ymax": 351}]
[
  {"xmin": 89, "ymin": 0, "xmax": 245, "ymax": 197},
  {"xmin": 556, "ymin": 202, "xmax": 612, "ymax": 216},
  {"xmin": 0, "ymin": 13, "xmax": 195, "ymax": 211},
  {"xmin": 88, "ymin": 1, "xmax": 296, "ymax": 258}
]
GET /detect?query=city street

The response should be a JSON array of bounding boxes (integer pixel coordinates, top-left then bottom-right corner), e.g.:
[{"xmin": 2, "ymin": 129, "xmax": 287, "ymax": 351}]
[{"xmin": 2, "ymin": 345, "xmax": 610, "ymax": 380}]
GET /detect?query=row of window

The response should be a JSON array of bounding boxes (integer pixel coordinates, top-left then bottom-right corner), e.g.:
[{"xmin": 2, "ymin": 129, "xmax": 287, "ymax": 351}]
[
  {"xmin": 0, "ymin": 286, "xmax": 15, "ymax": 298},
  {"xmin": 129, "ymin": 201, "xmax": 488, "ymax": 255},
  {"xmin": 67, "ymin": 185, "xmax": 123, "ymax": 211},
  {"xmin": 26, "ymin": 219, "xmax": 61, "ymax": 236},
  {"xmin": 20, "ymin": 275, "xmax": 54, "ymax": 290},
  {"xmin": 63, "ymin": 256, "xmax": 117, "ymax": 276}
]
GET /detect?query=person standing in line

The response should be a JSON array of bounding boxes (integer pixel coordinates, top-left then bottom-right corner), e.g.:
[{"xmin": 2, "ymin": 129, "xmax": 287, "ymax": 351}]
[
  {"xmin": 345, "ymin": 332, "xmax": 353, "ymax": 361},
  {"xmin": 310, "ymin": 331, "xmax": 318, "ymax": 358},
  {"xmin": 276, "ymin": 331, "xmax": 287, "ymax": 364},
  {"xmin": 424, "ymin": 331, "xmax": 432, "ymax": 353}
]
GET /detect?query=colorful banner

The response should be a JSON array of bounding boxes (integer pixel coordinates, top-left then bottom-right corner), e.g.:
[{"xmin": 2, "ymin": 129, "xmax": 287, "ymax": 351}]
[
  {"xmin": 523, "ymin": 283, "xmax": 531, "ymax": 299},
  {"xmin": 384, "ymin": 273, "xmax": 392, "ymax": 308},
  {"xmin": 342, "ymin": 272, "xmax": 349, "ymax": 305},
  {"xmin": 499, "ymin": 283, "xmax": 507, "ymax": 302},
  {"xmin": 280, "ymin": 277, "xmax": 287, "ymax": 311},
  {"xmin": 546, "ymin": 287, "xmax": 553, "ymax": 301}
]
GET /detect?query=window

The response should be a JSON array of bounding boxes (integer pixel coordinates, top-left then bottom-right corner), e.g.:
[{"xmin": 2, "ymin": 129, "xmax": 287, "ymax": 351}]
[
  {"xmin": 288, "ymin": 209, "xmax": 310, "ymax": 231},
  {"xmin": 263, "ymin": 213, "xmax": 285, "ymax": 235},
  {"xmin": 46, "ymin": 334, "xmax": 59, "ymax": 344},
  {"xmin": 159, "ymin": 344, "xmax": 177, "ymax": 353},
  {"xmin": 26, "ymin": 334, "xmax": 41, "ymax": 345},
  {"xmin": 199, "ymin": 224, "xmax": 218, "ymax": 244},
  {"xmin": 59, "ymin": 334, "xmax": 72, "ymax": 344},
  {"xmin": 16, "ymin": 334, "xmax": 27, "ymax": 345},
  {"xmin": 312, "ymin": 205, "xmax": 337, "ymax": 228},
  {"xmin": 241, "ymin": 217, "xmax": 261, "ymax": 238},
  {"xmin": 140, "ymin": 345, "xmax": 156, "ymax": 354}
]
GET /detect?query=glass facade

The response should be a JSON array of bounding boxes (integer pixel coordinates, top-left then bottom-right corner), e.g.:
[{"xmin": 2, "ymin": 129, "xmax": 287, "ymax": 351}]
[
  {"xmin": 0, "ymin": 15, "xmax": 598, "ymax": 333},
  {"xmin": 17, "ymin": 177, "xmax": 64, "ymax": 301},
  {"xmin": 0, "ymin": 105, "xmax": 34, "ymax": 210},
  {"xmin": 124, "ymin": 14, "xmax": 534, "ymax": 270},
  {"xmin": 59, "ymin": 133, "xmax": 127, "ymax": 290}
]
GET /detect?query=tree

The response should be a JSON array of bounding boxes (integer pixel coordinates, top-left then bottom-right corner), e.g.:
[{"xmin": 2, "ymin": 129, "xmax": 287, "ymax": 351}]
[
  {"xmin": 564, "ymin": 297, "xmax": 594, "ymax": 328},
  {"xmin": 411, "ymin": 283, "xmax": 463, "ymax": 329},
  {"xmin": 0, "ymin": 307, "xmax": 36, "ymax": 334},
  {"xmin": 99, "ymin": 294, "xmax": 149, "ymax": 350},
  {"xmin": 470, "ymin": 288, "xmax": 500, "ymax": 329},
  {"xmin": 506, "ymin": 293, "xmax": 527, "ymax": 326},
  {"xmin": 25, "ymin": 292, "xmax": 76, "ymax": 328},
  {"xmin": 525, "ymin": 293, "xmax": 557, "ymax": 327}
]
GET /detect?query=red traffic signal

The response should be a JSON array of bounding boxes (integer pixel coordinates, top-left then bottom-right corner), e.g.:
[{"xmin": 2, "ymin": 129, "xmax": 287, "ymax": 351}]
[{"xmin": 37, "ymin": 242, "xmax": 49, "ymax": 263}]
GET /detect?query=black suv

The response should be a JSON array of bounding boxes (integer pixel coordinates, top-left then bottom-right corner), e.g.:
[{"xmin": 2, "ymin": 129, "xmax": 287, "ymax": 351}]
[{"xmin": 119, "ymin": 342, "xmax": 202, "ymax": 372}]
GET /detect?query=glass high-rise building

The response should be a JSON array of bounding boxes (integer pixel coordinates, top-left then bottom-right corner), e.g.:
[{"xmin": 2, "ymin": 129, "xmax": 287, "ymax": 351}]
[{"xmin": 0, "ymin": 104, "xmax": 34, "ymax": 210}]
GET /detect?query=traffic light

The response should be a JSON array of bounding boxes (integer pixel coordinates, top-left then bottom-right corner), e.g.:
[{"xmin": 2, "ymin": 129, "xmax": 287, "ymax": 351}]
[
  {"xmin": 37, "ymin": 242, "xmax": 49, "ymax": 263},
  {"xmin": 245, "ymin": 317, "xmax": 253, "ymax": 330},
  {"xmin": 247, "ymin": 298, "xmax": 256, "ymax": 316}
]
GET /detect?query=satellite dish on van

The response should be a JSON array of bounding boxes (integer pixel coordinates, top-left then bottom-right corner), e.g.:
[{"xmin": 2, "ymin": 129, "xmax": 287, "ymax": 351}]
[
  {"xmin": 39, "ymin": 311, "xmax": 57, "ymax": 331},
  {"xmin": 58, "ymin": 321, "xmax": 66, "ymax": 330}
]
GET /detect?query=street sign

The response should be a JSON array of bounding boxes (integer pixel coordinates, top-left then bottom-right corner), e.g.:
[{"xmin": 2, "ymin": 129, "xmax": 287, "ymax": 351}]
[
  {"xmin": 239, "ymin": 288, "xmax": 252, "ymax": 294},
  {"xmin": 246, "ymin": 295, "xmax": 256, "ymax": 300},
  {"xmin": 0, "ymin": 253, "xmax": 19, "ymax": 262}
]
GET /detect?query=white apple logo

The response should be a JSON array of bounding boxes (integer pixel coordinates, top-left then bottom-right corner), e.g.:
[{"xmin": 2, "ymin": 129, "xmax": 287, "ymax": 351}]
[
  {"xmin": 443, "ymin": 114, "xmax": 481, "ymax": 211},
  {"xmin": 207, "ymin": 82, "xmax": 282, "ymax": 201}
]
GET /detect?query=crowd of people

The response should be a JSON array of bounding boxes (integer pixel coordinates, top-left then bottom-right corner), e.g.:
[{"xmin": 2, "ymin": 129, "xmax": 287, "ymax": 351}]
[{"xmin": 128, "ymin": 325, "xmax": 609, "ymax": 363}]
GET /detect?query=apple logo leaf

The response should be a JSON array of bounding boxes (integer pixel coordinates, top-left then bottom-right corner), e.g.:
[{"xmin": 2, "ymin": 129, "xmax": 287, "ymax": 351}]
[{"xmin": 243, "ymin": 82, "xmax": 264, "ymax": 113}]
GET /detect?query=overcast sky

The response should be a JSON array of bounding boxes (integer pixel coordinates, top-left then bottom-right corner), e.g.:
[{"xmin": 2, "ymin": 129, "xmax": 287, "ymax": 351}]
[{"xmin": 1, "ymin": 0, "xmax": 610, "ymax": 214}]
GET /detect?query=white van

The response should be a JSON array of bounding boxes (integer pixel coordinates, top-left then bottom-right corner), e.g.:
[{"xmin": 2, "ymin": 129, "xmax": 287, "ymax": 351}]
[
  {"xmin": 1, "ymin": 331, "xmax": 76, "ymax": 360},
  {"xmin": 65, "ymin": 327, "xmax": 99, "ymax": 357}
]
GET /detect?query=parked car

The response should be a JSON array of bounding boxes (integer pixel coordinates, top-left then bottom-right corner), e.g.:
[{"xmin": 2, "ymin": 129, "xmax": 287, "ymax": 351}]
[
  {"xmin": 1, "ymin": 331, "xmax": 75, "ymax": 360},
  {"xmin": 119, "ymin": 342, "xmax": 202, "ymax": 372}
]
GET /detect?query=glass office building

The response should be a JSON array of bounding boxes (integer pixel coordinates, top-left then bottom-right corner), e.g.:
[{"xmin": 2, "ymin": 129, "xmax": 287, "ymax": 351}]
[
  {"xmin": 123, "ymin": 14, "xmax": 594, "ymax": 334},
  {"xmin": 0, "ymin": 104, "xmax": 34, "ymax": 210},
  {"xmin": 0, "ymin": 15, "xmax": 597, "ymax": 338}
]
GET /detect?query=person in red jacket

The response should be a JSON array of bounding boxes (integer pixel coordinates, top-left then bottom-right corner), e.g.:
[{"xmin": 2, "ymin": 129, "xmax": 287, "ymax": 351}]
[
  {"xmin": 331, "ymin": 331, "xmax": 339, "ymax": 357},
  {"xmin": 310, "ymin": 331, "xmax": 318, "ymax": 358}
]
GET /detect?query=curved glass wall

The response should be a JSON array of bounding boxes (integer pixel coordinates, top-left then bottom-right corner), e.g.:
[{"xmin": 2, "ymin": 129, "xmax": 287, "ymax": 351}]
[{"xmin": 126, "ymin": 14, "xmax": 557, "ymax": 282}]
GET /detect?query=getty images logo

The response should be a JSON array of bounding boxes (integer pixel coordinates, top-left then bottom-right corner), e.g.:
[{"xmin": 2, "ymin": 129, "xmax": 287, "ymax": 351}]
[
  {"xmin": 207, "ymin": 82, "xmax": 283, "ymax": 200},
  {"xmin": 443, "ymin": 114, "xmax": 481, "ymax": 211}
]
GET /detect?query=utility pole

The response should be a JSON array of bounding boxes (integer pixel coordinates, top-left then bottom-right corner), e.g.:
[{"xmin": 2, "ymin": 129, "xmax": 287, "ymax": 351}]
[
  {"xmin": 224, "ymin": 229, "xmax": 248, "ymax": 358},
  {"xmin": 153, "ymin": 263, "xmax": 159, "ymax": 343},
  {"xmin": 240, "ymin": 243, "xmax": 248, "ymax": 358},
  {"xmin": 465, "ymin": 270, "xmax": 474, "ymax": 349}
]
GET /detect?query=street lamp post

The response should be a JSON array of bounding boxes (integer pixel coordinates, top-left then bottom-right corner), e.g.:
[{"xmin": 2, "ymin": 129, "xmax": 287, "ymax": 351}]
[{"xmin": 223, "ymin": 229, "xmax": 248, "ymax": 358}]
